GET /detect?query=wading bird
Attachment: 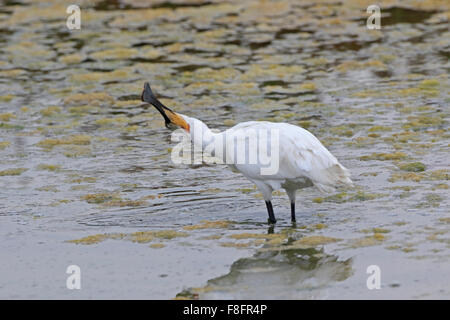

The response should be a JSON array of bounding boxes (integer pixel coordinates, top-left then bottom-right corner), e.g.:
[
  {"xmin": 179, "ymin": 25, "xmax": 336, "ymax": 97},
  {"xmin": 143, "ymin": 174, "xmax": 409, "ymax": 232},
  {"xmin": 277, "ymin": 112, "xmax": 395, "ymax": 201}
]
[{"xmin": 141, "ymin": 82, "xmax": 353, "ymax": 224}]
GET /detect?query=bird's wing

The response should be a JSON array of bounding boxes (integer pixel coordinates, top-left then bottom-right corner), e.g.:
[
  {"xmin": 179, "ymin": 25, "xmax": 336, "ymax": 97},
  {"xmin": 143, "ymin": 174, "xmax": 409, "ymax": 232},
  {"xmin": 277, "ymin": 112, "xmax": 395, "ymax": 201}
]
[{"xmin": 277, "ymin": 123, "xmax": 353, "ymax": 192}]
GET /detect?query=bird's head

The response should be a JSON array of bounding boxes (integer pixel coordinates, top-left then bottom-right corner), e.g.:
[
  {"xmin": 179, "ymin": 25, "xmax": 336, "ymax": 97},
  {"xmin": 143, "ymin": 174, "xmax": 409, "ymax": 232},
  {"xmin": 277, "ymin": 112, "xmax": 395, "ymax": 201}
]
[{"xmin": 141, "ymin": 82, "xmax": 190, "ymax": 132}]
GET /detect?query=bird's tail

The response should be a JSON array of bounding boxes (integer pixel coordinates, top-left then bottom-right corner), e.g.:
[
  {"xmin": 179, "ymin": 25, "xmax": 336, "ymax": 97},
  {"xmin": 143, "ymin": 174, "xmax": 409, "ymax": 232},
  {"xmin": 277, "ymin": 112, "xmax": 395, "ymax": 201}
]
[{"xmin": 314, "ymin": 163, "xmax": 353, "ymax": 193}]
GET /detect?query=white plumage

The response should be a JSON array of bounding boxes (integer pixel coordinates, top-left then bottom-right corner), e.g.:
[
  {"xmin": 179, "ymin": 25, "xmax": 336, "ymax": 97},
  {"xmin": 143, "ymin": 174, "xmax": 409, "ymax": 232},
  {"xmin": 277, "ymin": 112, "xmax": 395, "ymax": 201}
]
[{"xmin": 184, "ymin": 117, "xmax": 353, "ymax": 201}]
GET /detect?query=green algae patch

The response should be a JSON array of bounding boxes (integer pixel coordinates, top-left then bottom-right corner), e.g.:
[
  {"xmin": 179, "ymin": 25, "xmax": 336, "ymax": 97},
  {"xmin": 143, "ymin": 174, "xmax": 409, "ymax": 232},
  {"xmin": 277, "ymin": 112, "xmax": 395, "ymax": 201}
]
[
  {"xmin": 82, "ymin": 193, "xmax": 121, "ymax": 204},
  {"xmin": 312, "ymin": 197, "xmax": 323, "ymax": 203},
  {"xmin": 320, "ymin": 191, "xmax": 386, "ymax": 203},
  {"xmin": 418, "ymin": 79, "xmax": 440, "ymax": 88},
  {"xmin": 68, "ymin": 229, "xmax": 188, "ymax": 245},
  {"xmin": 389, "ymin": 172, "xmax": 424, "ymax": 183},
  {"xmin": 37, "ymin": 164, "xmax": 61, "ymax": 171},
  {"xmin": 129, "ymin": 230, "xmax": 188, "ymax": 243},
  {"xmin": 403, "ymin": 115, "xmax": 446, "ymax": 130},
  {"xmin": 63, "ymin": 146, "xmax": 91, "ymax": 158},
  {"xmin": 349, "ymin": 234, "xmax": 385, "ymax": 248},
  {"xmin": 428, "ymin": 170, "xmax": 449, "ymax": 181},
  {"xmin": 372, "ymin": 228, "xmax": 391, "ymax": 234},
  {"xmin": 128, "ymin": 232, "xmax": 154, "ymax": 243},
  {"xmin": 95, "ymin": 117, "xmax": 129, "ymax": 127},
  {"xmin": 373, "ymin": 233, "xmax": 386, "ymax": 241},
  {"xmin": 240, "ymin": 64, "xmax": 305, "ymax": 82},
  {"xmin": 337, "ymin": 60, "xmax": 387, "ymax": 72},
  {"xmin": 67, "ymin": 234, "xmax": 110, "ymax": 245},
  {"xmin": 68, "ymin": 105, "xmax": 97, "ymax": 114},
  {"xmin": 260, "ymin": 235, "xmax": 341, "ymax": 252},
  {"xmin": 299, "ymin": 82, "xmax": 317, "ymax": 92},
  {"xmin": 360, "ymin": 152, "xmax": 407, "ymax": 161},
  {"xmin": 438, "ymin": 217, "xmax": 450, "ymax": 224},
  {"xmin": 0, "ymin": 94, "xmax": 15, "ymax": 102},
  {"xmin": 298, "ymin": 120, "xmax": 314, "ymax": 129},
  {"xmin": 36, "ymin": 185, "xmax": 58, "ymax": 192},
  {"xmin": 40, "ymin": 106, "xmax": 61, "ymax": 117},
  {"xmin": 223, "ymin": 119, "xmax": 236, "ymax": 126},
  {"xmin": 191, "ymin": 67, "xmax": 241, "ymax": 82},
  {"xmin": 237, "ymin": 187, "xmax": 255, "ymax": 194},
  {"xmin": 200, "ymin": 235, "xmax": 222, "ymax": 240},
  {"xmin": 293, "ymin": 236, "xmax": 340, "ymax": 247},
  {"xmin": 361, "ymin": 227, "xmax": 390, "ymax": 235},
  {"xmin": 142, "ymin": 194, "xmax": 164, "ymax": 200},
  {"xmin": 0, "ymin": 141, "xmax": 11, "ymax": 150},
  {"xmin": 349, "ymin": 191, "xmax": 386, "ymax": 201},
  {"xmin": 66, "ymin": 176, "xmax": 97, "ymax": 184},
  {"xmin": 90, "ymin": 48, "xmax": 139, "ymax": 61},
  {"xmin": 154, "ymin": 230, "xmax": 189, "ymax": 240},
  {"xmin": 149, "ymin": 243, "xmax": 165, "ymax": 249},
  {"xmin": 417, "ymin": 194, "xmax": 443, "ymax": 208},
  {"xmin": 313, "ymin": 223, "xmax": 327, "ymax": 230},
  {"xmin": 0, "ymin": 168, "xmax": 27, "ymax": 176},
  {"xmin": 368, "ymin": 125, "xmax": 391, "ymax": 132},
  {"xmin": 219, "ymin": 242, "xmax": 252, "ymax": 248},
  {"xmin": 129, "ymin": 232, "xmax": 155, "ymax": 244},
  {"xmin": 71, "ymin": 69, "xmax": 135, "ymax": 84},
  {"xmin": 273, "ymin": 190, "xmax": 285, "ymax": 197},
  {"xmin": 394, "ymin": 86, "xmax": 440, "ymax": 98},
  {"xmin": 398, "ymin": 162, "xmax": 426, "ymax": 172},
  {"xmin": 432, "ymin": 183, "xmax": 448, "ymax": 190},
  {"xmin": 0, "ymin": 113, "xmax": 16, "ymax": 122},
  {"xmin": 183, "ymin": 220, "xmax": 233, "ymax": 230},
  {"xmin": 329, "ymin": 125, "xmax": 354, "ymax": 137},
  {"xmin": 68, "ymin": 233, "xmax": 127, "ymax": 245},
  {"xmin": 64, "ymin": 92, "xmax": 114, "ymax": 106},
  {"xmin": 140, "ymin": 48, "xmax": 164, "ymax": 60},
  {"xmin": 352, "ymin": 89, "xmax": 379, "ymax": 98},
  {"xmin": 361, "ymin": 172, "xmax": 379, "ymax": 177},
  {"xmin": 228, "ymin": 233, "xmax": 285, "ymax": 240},
  {"xmin": 103, "ymin": 199, "xmax": 147, "ymax": 207},
  {"xmin": 266, "ymin": 237, "xmax": 285, "ymax": 246},
  {"xmin": 59, "ymin": 53, "xmax": 84, "ymax": 65},
  {"xmin": 346, "ymin": 136, "xmax": 378, "ymax": 148},
  {"xmin": 321, "ymin": 192, "xmax": 348, "ymax": 203},
  {"xmin": 176, "ymin": 285, "xmax": 216, "ymax": 300},
  {"xmin": 0, "ymin": 69, "xmax": 26, "ymax": 78},
  {"xmin": 113, "ymin": 100, "xmax": 142, "ymax": 108},
  {"xmin": 37, "ymin": 135, "xmax": 91, "ymax": 148}
]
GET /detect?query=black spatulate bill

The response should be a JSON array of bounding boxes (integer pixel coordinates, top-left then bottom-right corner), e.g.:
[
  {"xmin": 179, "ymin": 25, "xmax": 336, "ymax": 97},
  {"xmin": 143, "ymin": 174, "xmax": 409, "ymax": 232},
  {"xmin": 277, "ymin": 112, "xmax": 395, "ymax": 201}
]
[{"xmin": 141, "ymin": 82, "xmax": 173, "ymax": 127}]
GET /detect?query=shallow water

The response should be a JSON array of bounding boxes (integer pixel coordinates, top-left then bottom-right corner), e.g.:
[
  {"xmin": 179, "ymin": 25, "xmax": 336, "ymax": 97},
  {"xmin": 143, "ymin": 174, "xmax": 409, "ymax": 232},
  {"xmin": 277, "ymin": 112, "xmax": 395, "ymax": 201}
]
[{"xmin": 0, "ymin": 0, "xmax": 449, "ymax": 299}]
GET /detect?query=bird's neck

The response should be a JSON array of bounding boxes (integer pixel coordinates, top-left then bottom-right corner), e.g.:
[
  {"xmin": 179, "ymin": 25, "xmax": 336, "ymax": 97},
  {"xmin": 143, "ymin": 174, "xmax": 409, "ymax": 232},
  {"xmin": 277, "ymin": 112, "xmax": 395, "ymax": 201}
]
[{"xmin": 188, "ymin": 118, "xmax": 219, "ymax": 152}]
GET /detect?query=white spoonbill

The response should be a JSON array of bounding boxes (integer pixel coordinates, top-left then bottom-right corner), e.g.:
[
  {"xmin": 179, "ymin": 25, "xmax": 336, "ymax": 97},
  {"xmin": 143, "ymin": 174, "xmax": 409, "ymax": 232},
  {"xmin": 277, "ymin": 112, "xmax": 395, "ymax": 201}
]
[{"xmin": 141, "ymin": 82, "xmax": 353, "ymax": 224}]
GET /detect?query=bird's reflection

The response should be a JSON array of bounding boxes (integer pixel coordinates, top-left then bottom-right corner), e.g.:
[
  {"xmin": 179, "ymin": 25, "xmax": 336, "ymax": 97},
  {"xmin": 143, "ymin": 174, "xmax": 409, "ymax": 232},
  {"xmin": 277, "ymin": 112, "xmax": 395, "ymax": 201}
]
[{"xmin": 177, "ymin": 235, "xmax": 353, "ymax": 299}]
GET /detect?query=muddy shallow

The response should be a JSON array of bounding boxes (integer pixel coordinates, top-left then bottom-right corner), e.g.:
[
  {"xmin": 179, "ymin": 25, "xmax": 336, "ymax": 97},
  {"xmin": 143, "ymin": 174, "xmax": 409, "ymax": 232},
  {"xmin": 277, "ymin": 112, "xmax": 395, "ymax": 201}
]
[{"xmin": 0, "ymin": 0, "xmax": 449, "ymax": 299}]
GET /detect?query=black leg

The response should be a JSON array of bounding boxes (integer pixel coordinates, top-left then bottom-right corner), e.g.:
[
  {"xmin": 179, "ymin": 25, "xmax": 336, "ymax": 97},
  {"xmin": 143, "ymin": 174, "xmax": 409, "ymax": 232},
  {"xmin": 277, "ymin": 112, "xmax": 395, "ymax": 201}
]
[
  {"xmin": 265, "ymin": 201, "xmax": 277, "ymax": 224},
  {"xmin": 290, "ymin": 202, "xmax": 296, "ymax": 222}
]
